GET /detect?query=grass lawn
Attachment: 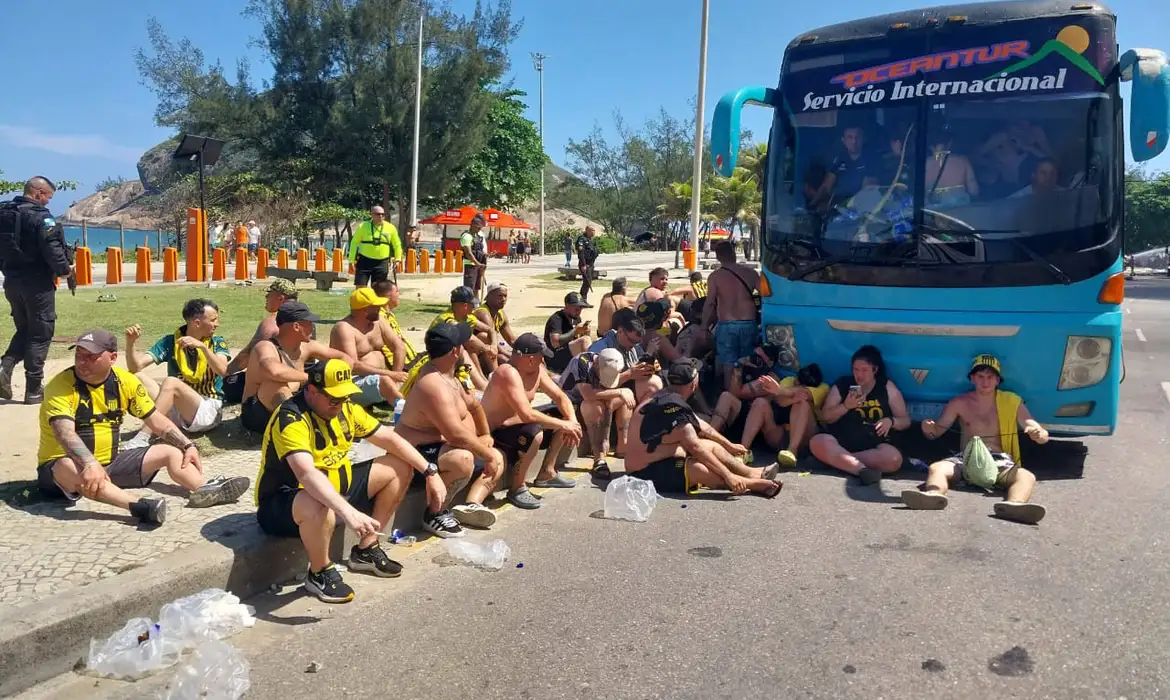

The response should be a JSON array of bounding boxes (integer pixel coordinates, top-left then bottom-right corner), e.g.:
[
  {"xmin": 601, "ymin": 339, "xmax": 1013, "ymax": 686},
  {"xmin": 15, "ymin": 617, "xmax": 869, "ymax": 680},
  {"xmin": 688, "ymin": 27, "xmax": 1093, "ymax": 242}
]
[{"xmin": 0, "ymin": 282, "xmax": 446, "ymax": 358}]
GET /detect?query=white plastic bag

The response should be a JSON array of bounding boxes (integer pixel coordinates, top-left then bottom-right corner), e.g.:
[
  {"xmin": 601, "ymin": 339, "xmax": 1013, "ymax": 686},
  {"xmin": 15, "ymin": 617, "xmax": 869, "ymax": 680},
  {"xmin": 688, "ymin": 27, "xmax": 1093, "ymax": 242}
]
[
  {"xmin": 445, "ymin": 539, "xmax": 511, "ymax": 570},
  {"xmin": 604, "ymin": 475, "xmax": 658, "ymax": 522},
  {"xmin": 86, "ymin": 618, "xmax": 178, "ymax": 680},
  {"xmin": 166, "ymin": 640, "xmax": 251, "ymax": 700},
  {"xmin": 157, "ymin": 589, "xmax": 256, "ymax": 653}
]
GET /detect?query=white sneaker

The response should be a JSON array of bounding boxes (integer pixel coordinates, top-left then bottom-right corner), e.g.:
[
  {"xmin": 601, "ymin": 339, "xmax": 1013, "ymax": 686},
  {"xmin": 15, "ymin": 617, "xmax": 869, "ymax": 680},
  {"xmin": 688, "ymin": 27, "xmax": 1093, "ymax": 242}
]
[
  {"xmin": 122, "ymin": 432, "xmax": 152, "ymax": 450},
  {"xmin": 451, "ymin": 503, "xmax": 497, "ymax": 530}
]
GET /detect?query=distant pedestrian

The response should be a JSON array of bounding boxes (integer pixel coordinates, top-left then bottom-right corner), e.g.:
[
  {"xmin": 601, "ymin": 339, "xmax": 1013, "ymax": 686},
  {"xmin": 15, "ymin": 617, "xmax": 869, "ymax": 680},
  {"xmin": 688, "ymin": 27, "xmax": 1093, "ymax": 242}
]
[
  {"xmin": 564, "ymin": 233, "xmax": 573, "ymax": 267},
  {"xmin": 575, "ymin": 225, "xmax": 599, "ymax": 302},
  {"xmin": 0, "ymin": 176, "xmax": 73, "ymax": 404},
  {"xmin": 246, "ymin": 220, "xmax": 261, "ymax": 258}
]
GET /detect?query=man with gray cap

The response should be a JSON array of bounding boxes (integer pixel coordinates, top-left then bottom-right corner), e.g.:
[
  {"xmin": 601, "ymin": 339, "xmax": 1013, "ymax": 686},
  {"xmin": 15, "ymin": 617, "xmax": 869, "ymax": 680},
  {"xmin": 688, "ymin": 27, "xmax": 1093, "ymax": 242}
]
[
  {"xmin": 348, "ymin": 206, "xmax": 402, "ymax": 287},
  {"xmin": 461, "ymin": 213, "xmax": 489, "ymax": 299},
  {"xmin": 626, "ymin": 360, "xmax": 782, "ymax": 498},
  {"xmin": 36, "ymin": 329, "xmax": 249, "ymax": 524},
  {"xmin": 222, "ymin": 277, "xmax": 301, "ymax": 405}
]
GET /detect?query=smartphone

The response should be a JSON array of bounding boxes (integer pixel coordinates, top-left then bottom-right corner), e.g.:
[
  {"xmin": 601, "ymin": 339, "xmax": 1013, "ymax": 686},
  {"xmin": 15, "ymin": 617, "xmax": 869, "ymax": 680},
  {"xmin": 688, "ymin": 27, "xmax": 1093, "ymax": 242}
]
[{"xmin": 849, "ymin": 384, "xmax": 862, "ymax": 396}]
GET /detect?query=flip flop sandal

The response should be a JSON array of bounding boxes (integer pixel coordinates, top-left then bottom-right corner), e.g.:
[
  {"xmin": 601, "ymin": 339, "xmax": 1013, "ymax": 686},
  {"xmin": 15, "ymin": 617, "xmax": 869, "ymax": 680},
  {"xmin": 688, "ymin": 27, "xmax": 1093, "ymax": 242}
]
[
  {"xmin": 592, "ymin": 460, "xmax": 613, "ymax": 480},
  {"xmin": 764, "ymin": 479, "xmax": 784, "ymax": 499},
  {"xmin": 533, "ymin": 474, "xmax": 577, "ymax": 488}
]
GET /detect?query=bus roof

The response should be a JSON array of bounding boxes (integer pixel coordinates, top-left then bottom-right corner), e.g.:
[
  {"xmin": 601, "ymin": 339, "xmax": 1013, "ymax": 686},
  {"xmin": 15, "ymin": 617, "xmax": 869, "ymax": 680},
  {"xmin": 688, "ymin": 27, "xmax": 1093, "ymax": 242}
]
[{"xmin": 787, "ymin": 0, "xmax": 1115, "ymax": 49}]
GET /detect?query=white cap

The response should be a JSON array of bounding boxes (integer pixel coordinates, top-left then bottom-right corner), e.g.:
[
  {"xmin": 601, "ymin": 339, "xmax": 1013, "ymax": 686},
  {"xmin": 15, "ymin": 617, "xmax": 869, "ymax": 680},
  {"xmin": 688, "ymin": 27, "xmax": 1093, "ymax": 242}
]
[
  {"xmin": 485, "ymin": 281, "xmax": 507, "ymax": 296},
  {"xmin": 596, "ymin": 348, "xmax": 624, "ymax": 389}
]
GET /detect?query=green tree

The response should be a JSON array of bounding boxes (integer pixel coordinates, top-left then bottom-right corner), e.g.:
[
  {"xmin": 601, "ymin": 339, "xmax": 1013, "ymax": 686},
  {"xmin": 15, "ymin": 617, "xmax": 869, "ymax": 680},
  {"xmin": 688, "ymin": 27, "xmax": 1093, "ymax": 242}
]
[
  {"xmin": 1125, "ymin": 166, "xmax": 1170, "ymax": 253},
  {"xmin": 445, "ymin": 89, "xmax": 546, "ymax": 209},
  {"xmin": 0, "ymin": 170, "xmax": 79, "ymax": 195},
  {"xmin": 709, "ymin": 170, "xmax": 762, "ymax": 259}
]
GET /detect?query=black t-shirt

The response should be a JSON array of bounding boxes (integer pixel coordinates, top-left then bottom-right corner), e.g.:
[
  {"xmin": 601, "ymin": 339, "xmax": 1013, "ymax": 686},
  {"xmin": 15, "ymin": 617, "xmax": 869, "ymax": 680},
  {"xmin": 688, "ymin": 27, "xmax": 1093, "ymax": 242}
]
[
  {"xmin": 639, "ymin": 391, "xmax": 700, "ymax": 451},
  {"xmin": 828, "ymin": 376, "xmax": 893, "ymax": 449},
  {"xmin": 830, "ymin": 151, "xmax": 878, "ymax": 202},
  {"xmin": 575, "ymin": 234, "xmax": 598, "ymax": 264},
  {"xmin": 544, "ymin": 310, "xmax": 580, "ymax": 352}
]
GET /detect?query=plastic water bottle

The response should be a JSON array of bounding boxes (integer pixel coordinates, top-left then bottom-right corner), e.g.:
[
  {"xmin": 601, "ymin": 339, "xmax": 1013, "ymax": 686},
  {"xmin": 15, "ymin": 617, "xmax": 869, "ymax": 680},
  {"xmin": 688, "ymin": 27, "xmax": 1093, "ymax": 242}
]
[
  {"xmin": 908, "ymin": 457, "xmax": 930, "ymax": 472},
  {"xmin": 388, "ymin": 529, "xmax": 416, "ymax": 546},
  {"xmin": 392, "ymin": 398, "xmax": 405, "ymax": 425}
]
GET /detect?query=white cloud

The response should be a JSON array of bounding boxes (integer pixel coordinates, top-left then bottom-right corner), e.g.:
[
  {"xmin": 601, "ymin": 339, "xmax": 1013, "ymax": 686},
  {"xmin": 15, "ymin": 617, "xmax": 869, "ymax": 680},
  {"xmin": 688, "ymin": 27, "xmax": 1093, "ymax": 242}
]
[{"xmin": 0, "ymin": 124, "xmax": 142, "ymax": 162}]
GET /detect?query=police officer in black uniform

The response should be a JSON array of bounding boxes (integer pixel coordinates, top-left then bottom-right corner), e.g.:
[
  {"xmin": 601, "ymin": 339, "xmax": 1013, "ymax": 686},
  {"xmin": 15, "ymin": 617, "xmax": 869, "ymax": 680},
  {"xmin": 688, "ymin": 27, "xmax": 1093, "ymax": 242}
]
[
  {"xmin": 0, "ymin": 176, "xmax": 73, "ymax": 404},
  {"xmin": 575, "ymin": 225, "xmax": 599, "ymax": 303}
]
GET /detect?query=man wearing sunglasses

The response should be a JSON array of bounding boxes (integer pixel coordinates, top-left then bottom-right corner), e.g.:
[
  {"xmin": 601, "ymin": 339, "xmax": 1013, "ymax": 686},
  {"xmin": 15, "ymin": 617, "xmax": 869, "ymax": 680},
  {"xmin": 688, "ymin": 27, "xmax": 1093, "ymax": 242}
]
[{"xmin": 256, "ymin": 358, "xmax": 444, "ymax": 603}]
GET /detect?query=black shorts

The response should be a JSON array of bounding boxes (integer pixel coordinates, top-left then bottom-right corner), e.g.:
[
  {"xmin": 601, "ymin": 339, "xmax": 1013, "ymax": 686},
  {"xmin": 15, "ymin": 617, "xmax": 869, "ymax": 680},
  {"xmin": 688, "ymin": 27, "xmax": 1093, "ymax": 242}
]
[
  {"xmin": 240, "ymin": 395, "xmax": 273, "ymax": 433},
  {"xmin": 257, "ymin": 459, "xmax": 374, "ymax": 538},
  {"xmin": 830, "ymin": 423, "xmax": 884, "ymax": 454},
  {"xmin": 548, "ymin": 347, "xmax": 573, "ymax": 374},
  {"xmin": 491, "ymin": 423, "xmax": 542, "ymax": 464},
  {"xmin": 771, "ymin": 403, "xmax": 791, "ymax": 427},
  {"xmin": 222, "ymin": 371, "xmax": 246, "ymax": 405},
  {"xmin": 37, "ymin": 447, "xmax": 153, "ymax": 501},
  {"xmin": 629, "ymin": 456, "xmax": 692, "ymax": 495},
  {"xmin": 408, "ymin": 442, "xmax": 484, "ymax": 488},
  {"xmin": 354, "ymin": 255, "xmax": 390, "ymax": 286}
]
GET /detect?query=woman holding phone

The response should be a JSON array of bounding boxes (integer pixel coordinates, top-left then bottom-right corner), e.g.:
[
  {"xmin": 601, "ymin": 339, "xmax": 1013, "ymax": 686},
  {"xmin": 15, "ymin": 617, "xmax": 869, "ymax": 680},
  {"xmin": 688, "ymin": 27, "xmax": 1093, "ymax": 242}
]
[{"xmin": 809, "ymin": 345, "xmax": 909, "ymax": 485}]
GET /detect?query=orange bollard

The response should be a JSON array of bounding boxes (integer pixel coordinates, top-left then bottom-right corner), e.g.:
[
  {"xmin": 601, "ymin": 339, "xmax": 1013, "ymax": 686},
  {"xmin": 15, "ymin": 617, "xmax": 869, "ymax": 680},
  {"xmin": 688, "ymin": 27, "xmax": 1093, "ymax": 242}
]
[
  {"xmin": 434, "ymin": 249, "xmax": 443, "ymax": 274},
  {"xmin": 454, "ymin": 249, "xmax": 464, "ymax": 272},
  {"xmin": 163, "ymin": 247, "xmax": 178, "ymax": 282},
  {"xmin": 297, "ymin": 248, "xmax": 309, "ymax": 271},
  {"xmin": 683, "ymin": 248, "xmax": 697, "ymax": 271},
  {"xmin": 256, "ymin": 248, "xmax": 269, "ymax": 279},
  {"xmin": 74, "ymin": 247, "xmax": 92, "ymax": 286},
  {"xmin": 234, "ymin": 247, "xmax": 249, "ymax": 280},
  {"xmin": 348, "ymin": 263, "xmax": 355, "ymax": 275},
  {"xmin": 314, "ymin": 247, "xmax": 326, "ymax": 272},
  {"xmin": 212, "ymin": 247, "xmax": 227, "ymax": 280},
  {"xmin": 443, "ymin": 249, "xmax": 454, "ymax": 273},
  {"xmin": 135, "ymin": 247, "xmax": 152, "ymax": 283},
  {"xmin": 277, "ymin": 248, "xmax": 289, "ymax": 269},
  {"xmin": 106, "ymin": 247, "xmax": 123, "ymax": 284},
  {"xmin": 185, "ymin": 208, "xmax": 206, "ymax": 282},
  {"xmin": 419, "ymin": 248, "xmax": 430, "ymax": 273},
  {"xmin": 332, "ymin": 249, "xmax": 344, "ymax": 273},
  {"xmin": 406, "ymin": 248, "xmax": 417, "ymax": 274}
]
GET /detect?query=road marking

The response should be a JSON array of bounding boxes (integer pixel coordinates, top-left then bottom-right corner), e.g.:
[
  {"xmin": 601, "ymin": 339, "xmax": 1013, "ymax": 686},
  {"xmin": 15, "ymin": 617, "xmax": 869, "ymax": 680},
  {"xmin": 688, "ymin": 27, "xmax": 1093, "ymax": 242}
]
[
  {"xmin": 1136, "ymin": 328, "xmax": 1147, "ymax": 342},
  {"xmin": 1126, "ymin": 307, "xmax": 1132, "ymax": 314},
  {"xmin": 1163, "ymin": 383, "xmax": 1170, "ymax": 407}
]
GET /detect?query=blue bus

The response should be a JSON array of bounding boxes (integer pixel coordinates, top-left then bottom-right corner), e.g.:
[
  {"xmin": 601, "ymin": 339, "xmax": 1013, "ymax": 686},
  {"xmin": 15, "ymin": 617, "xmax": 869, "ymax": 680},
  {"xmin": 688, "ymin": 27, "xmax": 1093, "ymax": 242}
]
[{"xmin": 712, "ymin": 0, "xmax": 1170, "ymax": 436}]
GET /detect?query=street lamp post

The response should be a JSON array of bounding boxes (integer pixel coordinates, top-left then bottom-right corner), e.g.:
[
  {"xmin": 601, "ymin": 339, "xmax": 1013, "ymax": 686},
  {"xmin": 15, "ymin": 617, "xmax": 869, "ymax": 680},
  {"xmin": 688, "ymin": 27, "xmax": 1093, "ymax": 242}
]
[
  {"xmin": 531, "ymin": 52, "xmax": 548, "ymax": 257},
  {"xmin": 688, "ymin": 0, "xmax": 711, "ymax": 254},
  {"xmin": 409, "ymin": 2, "xmax": 425, "ymax": 228}
]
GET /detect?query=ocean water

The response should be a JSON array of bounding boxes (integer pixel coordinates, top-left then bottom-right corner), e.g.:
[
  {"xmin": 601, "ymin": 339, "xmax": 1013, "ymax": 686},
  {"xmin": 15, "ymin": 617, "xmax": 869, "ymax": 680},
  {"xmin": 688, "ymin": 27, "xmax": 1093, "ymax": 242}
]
[{"xmin": 62, "ymin": 225, "xmax": 172, "ymax": 253}]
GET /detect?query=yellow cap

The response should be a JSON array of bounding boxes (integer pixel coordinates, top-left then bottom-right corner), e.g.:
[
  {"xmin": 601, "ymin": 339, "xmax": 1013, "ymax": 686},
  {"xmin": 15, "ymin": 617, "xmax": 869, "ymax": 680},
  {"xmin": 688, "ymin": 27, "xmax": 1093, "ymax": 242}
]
[
  {"xmin": 969, "ymin": 354, "xmax": 1002, "ymax": 377},
  {"xmin": 307, "ymin": 359, "xmax": 362, "ymax": 399},
  {"xmin": 349, "ymin": 287, "xmax": 389, "ymax": 310}
]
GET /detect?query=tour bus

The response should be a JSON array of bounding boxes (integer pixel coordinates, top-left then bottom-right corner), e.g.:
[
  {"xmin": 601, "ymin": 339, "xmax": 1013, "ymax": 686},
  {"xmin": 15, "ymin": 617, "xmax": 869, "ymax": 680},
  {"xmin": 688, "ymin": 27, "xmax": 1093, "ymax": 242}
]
[{"xmin": 711, "ymin": 0, "xmax": 1169, "ymax": 436}]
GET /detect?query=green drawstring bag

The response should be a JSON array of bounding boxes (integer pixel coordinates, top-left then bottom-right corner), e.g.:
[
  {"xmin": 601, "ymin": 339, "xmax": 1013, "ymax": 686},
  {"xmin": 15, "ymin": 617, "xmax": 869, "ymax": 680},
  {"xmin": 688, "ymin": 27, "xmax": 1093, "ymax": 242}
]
[{"xmin": 962, "ymin": 436, "xmax": 998, "ymax": 490}]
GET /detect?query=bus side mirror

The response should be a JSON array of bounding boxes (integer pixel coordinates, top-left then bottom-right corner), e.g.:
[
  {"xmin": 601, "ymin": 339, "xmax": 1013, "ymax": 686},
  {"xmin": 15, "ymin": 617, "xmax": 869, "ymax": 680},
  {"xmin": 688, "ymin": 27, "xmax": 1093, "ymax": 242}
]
[
  {"xmin": 711, "ymin": 86, "xmax": 778, "ymax": 176},
  {"xmin": 1121, "ymin": 49, "xmax": 1170, "ymax": 162}
]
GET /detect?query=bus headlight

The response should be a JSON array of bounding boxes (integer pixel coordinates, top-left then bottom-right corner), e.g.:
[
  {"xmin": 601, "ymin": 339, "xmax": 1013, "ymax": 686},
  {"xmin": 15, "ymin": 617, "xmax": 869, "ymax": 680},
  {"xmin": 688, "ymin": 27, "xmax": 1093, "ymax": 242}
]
[
  {"xmin": 764, "ymin": 324, "xmax": 800, "ymax": 370},
  {"xmin": 1058, "ymin": 335, "xmax": 1112, "ymax": 390}
]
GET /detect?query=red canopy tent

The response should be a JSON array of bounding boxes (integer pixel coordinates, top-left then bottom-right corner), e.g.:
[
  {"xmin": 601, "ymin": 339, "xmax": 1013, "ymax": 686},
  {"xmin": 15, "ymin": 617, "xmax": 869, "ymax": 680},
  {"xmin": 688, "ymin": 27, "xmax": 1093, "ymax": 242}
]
[{"xmin": 420, "ymin": 206, "xmax": 534, "ymax": 256}]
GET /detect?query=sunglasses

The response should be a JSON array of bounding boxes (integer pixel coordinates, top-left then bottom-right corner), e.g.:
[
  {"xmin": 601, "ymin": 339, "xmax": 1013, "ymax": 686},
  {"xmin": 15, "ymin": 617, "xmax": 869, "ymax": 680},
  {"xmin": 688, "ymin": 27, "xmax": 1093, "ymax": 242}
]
[{"xmin": 324, "ymin": 395, "xmax": 350, "ymax": 407}]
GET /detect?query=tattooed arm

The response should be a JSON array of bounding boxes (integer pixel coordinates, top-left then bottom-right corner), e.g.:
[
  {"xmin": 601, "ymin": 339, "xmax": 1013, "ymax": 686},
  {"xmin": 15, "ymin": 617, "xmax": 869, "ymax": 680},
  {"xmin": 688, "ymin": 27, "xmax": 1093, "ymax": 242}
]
[
  {"xmin": 50, "ymin": 418, "xmax": 108, "ymax": 497},
  {"xmin": 143, "ymin": 412, "xmax": 203, "ymax": 473}
]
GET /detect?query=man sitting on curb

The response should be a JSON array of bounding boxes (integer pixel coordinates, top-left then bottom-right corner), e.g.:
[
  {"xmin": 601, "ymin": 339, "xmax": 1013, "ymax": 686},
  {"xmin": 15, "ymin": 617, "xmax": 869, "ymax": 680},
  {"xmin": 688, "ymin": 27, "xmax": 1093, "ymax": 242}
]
[
  {"xmin": 430, "ymin": 286, "xmax": 493, "ymax": 389},
  {"xmin": 557, "ymin": 348, "xmax": 629, "ymax": 480},
  {"xmin": 372, "ymin": 279, "xmax": 416, "ymax": 374},
  {"xmin": 394, "ymin": 322, "xmax": 498, "ymax": 536},
  {"xmin": 902, "ymin": 354, "xmax": 1049, "ymax": 525},
  {"xmin": 543, "ymin": 292, "xmax": 593, "ymax": 374},
  {"xmin": 240, "ymin": 301, "xmax": 348, "ymax": 434},
  {"xmin": 478, "ymin": 333, "xmax": 583, "ymax": 510},
  {"xmin": 626, "ymin": 360, "xmax": 782, "ymax": 498},
  {"xmin": 222, "ymin": 278, "xmax": 299, "ymax": 405},
  {"xmin": 256, "ymin": 359, "xmax": 446, "ymax": 603},
  {"xmin": 596, "ymin": 277, "xmax": 632, "ymax": 336},
  {"xmin": 38, "ymin": 330, "xmax": 249, "ymax": 525},
  {"xmin": 473, "ymin": 282, "xmax": 520, "ymax": 374},
  {"xmin": 124, "ymin": 299, "xmax": 231, "ymax": 448},
  {"xmin": 330, "ymin": 288, "xmax": 406, "ymax": 408}
]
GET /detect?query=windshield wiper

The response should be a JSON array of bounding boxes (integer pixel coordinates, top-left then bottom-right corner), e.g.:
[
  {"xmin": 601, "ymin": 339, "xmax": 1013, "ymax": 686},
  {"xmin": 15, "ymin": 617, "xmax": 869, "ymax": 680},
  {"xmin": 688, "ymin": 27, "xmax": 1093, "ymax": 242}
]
[
  {"xmin": 921, "ymin": 226, "xmax": 1071, "ymax": 285},
  {"xmin": 787, "ymin": 251, "xmax": 912, "ymax": 281}
]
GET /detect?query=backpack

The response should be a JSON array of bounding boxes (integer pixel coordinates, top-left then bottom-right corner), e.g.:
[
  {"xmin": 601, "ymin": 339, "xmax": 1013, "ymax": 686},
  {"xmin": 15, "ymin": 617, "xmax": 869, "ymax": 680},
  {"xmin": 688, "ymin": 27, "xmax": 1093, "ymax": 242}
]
[
  {"xmin": 0, "ymin": 200, "xmax": 35, "ymax": 268},
  {"xmin": 961, "ymin": 436, "xmax": 999, "ymax": 491}
]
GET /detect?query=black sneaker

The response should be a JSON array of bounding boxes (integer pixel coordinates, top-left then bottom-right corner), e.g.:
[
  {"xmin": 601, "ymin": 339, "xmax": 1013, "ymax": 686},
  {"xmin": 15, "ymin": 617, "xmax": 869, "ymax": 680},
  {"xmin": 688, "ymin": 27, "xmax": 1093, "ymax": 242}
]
[
  {"xmin": 348, "ymin": 543, "xmax": 403, "ymax": 578},
  {"xmin": 23, "ymin": 381, "xmax": 43, "ymax": 405},
  {"xmin": 858, "ymin": 467, "xmax": 882, "ymax": 485},
  {"xmin": 0, "ymin": 360, "xmax": 13, "ymax": 401},
  {"xmin": 187, "ymin": 475, "xmax": 251, "ymax": 508},
  {"xmin": 304, "ymin": 564, "xmax": 354, "ymax": 603},
  {"xmin": 130, "ymin": 498, "xmax": 167, "ymax": 525},
  {"xmin": 422, "ymin": 509, "xmax": 465, "ymax": 539}
]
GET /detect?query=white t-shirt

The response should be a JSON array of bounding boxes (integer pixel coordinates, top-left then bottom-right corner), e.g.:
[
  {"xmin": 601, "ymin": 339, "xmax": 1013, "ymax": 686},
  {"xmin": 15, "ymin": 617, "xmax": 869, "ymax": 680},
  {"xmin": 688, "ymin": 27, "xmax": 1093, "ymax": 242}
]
[{"xmin": 247, "ymin": 225, "xmax": 261, "ymax": 245}]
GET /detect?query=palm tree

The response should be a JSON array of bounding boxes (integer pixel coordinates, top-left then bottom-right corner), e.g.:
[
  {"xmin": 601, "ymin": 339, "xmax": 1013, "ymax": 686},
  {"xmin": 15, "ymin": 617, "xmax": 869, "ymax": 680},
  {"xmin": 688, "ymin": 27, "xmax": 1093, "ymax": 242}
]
[
  {"xmin": 710, "ymin": 171, "xmax": 762, "ymax": 260},
  {"xmin": 738, "ymin": 143, "xmax": 768, "ymax": 192},
  {"xmin": 658, "ymin": 181, "xmax": 716, "ymax": 267}
]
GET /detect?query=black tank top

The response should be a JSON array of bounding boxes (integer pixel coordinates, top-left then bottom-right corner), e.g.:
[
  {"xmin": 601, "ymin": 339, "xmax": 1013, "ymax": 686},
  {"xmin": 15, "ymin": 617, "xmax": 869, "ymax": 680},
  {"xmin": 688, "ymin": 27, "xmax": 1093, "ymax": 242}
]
[{"xmin": 829, "ymin": 375, "xmax": 892, "ymax": 441}]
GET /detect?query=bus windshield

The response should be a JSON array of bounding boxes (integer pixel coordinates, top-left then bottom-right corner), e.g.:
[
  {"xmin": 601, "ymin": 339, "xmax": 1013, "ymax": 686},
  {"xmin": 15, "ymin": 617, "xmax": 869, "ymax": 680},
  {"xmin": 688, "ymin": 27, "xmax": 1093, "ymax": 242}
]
[{"xmin": 766, "ymin": 20, "xmax": 1122, "ymax": 287}]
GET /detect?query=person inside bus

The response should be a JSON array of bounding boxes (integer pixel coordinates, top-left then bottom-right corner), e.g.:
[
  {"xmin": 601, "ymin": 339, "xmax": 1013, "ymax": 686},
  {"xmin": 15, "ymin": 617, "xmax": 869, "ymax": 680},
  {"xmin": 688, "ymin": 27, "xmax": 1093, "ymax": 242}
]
[
  {"xmin": 813, "ymin": 125, "xmax": 880, "ymax": 207},
  {"xmin": 976, "ymin": 118, "xmax": 1052, "ymax": 198},
  {"xmin": 1009, "ymin": 158, "xmax": 1065, "ymax": 198},
  {"xmin": 902, "ymin": 354, "xmax": 1048, "ymax": 526},
  {"xmin": 809, "ymin": 344, "xmax": 910, "ymax": 484},
  {"xmin": 924, "ymin": 125, "xmax": 979, "ymax": 208}
]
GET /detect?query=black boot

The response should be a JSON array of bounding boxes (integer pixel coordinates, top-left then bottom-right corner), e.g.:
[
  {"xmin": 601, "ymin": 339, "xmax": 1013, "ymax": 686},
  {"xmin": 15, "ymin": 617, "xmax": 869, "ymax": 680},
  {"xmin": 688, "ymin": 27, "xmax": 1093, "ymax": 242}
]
[
  {"xmin": 23, "ymin": 378, "xmax": 43, "ymax": 405},
  {"xmin": 0, "ymin": 358, "xmax": 15, "ymax": 401}
]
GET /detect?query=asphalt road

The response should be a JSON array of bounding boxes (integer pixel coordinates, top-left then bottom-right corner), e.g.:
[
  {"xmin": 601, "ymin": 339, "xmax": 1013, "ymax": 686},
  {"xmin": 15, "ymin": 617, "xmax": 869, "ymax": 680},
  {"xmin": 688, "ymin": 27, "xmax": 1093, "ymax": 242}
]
[{"xmin": 25, "ymin": 277, "xmax": 1170, "ymax": 700}]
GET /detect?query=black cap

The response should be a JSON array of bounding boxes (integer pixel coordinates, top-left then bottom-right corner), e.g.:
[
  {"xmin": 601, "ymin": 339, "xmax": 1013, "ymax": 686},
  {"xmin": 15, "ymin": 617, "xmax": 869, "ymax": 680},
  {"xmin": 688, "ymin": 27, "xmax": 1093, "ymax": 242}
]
[
  {"xmin": 471, "ymin": 213, "xmax": 486, "ymax": 225},
  {"xmin": 425, "ymin": 322, "xmax": 473, "ymax": 357},
  {"xmin": 636, "ymin": 298, "xmax": 670, "ymax": 329},
  {"xmin": 70, "ymin": 329, "xmax": 117, "ymax": 353},
  {"xmin": 666, "ymin": 359, "xmax": 700, "ymax": 386},
  {"xmin": 513, "ymin": 332, "xmax": 554, "ymax": 358},
  {"xmin": 276, "ymin": 301, "xmax": 319, "ymax": 325},
  {"xmin": 450, "ymin": 286, "xmax": 475, "ymax": 304},
  {"xmin": 564, "ymin": 292, "xmax": 592, "ymax": 308}
]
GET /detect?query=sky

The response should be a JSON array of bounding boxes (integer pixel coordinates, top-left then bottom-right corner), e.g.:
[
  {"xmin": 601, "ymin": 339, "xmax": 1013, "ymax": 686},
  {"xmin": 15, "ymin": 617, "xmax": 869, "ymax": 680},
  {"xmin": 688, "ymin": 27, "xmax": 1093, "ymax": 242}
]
[{"xmin": 1, "ymin": 0, "xmax": 1168, "ymax": 203}]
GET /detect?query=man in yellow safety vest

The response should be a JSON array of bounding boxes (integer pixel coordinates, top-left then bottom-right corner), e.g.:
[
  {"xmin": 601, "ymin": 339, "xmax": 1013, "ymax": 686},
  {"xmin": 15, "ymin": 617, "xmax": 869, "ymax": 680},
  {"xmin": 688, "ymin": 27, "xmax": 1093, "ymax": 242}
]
[{"xmin": 348, "ymin": 206, "xmax": 402, "ymax": 287}]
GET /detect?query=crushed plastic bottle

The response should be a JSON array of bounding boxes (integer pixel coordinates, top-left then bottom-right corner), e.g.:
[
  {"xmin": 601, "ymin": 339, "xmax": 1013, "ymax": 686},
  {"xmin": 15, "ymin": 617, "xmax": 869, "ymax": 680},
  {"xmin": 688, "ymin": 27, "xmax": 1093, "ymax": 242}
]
[
  {"xmin": 445, "ymin": 539, "xmax": 511, "ymax": 570},
  {"xmin": 388, "ymin": 529, "xmax": 417, "ymax": 545}
]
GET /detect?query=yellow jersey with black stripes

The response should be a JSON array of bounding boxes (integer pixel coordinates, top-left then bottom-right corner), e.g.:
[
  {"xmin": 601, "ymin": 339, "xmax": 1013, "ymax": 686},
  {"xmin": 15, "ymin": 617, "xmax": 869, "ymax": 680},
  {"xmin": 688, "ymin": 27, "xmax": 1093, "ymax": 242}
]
[
  {"xmin": 379, "ymin": 308, "xmax": 417, "ymax": 368},
  {"xmin": 475, "ymin": 305, "xmax": 505, "ymax": 333},
  {"xmin": 38, "ymin": 367, "xmax": 156, "ymax": 465},
  {"xmin": 429, "ymin": 311, "xmax": 477, "ymax": 331},
  {"xmin": 255, "ymin": 393, "xmax": 381, "ymax": 505},
  {"xmin": 691, "ymin": 280, "xmax": 708, "ymax": 298}
]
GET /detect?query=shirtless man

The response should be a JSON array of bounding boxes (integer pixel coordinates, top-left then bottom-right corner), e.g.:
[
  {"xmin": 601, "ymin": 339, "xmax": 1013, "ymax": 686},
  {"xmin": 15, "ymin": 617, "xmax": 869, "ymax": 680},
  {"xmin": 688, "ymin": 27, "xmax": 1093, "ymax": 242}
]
[
  {"xmin": 902, "ymin": 354, "xmax": 1049, "ymax": 525},
  {"xmin": 634, "ymin": 268, "xmax": 671, "ymax": 306},
  {"xmin": 596, "ymin": 277, "xmax": 633, "ymax": 336},
  {"xmin": 473, "ymin": 282, "xmax": 519, "ymax": 373},
  {"xmin": 626, "ymin": 360, "xmax": 782, "ymax": 498},
  {"xmin": 924, "ymin": 131, "xmax": 979, "ymax": 206},
  {"xmin": 370, "ymin": 279, "xmax": 413, "ymax": 372},
  {"xmin": 702, "ymin": 241, "xmax": 761, "ymax": 388},
  {"xmin": 329, "ymin": 288, "xmax": 406, "ymax": 408},
  {"xmin": 239, "ymin": 301, "xmax": 349, "ymax": 433},
  {"xmin": 393, "ymin": 322, "xmax": 503, "ymax": 536},
  {"xmin": 474, "ymin": 333, "xmax": 583, "ymax": 511},
  {"xmin": 222, "ymin": 278, "xmax": 299, "ymax": 404}
]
